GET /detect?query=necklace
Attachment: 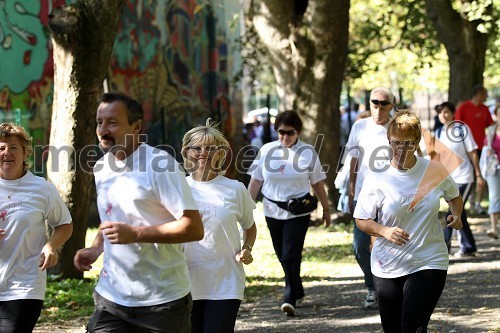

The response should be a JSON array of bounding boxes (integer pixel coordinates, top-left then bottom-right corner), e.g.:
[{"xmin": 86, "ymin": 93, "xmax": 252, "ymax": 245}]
[{"xmin": 6, "ymin": 177, "xmax": 22, "ymax": 199}]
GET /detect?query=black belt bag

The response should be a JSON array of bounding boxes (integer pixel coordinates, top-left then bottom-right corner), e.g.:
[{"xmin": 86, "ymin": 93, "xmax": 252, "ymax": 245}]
[{"xmin": 265, "ymin": 193, "xmax": 318, "ymax": 215}]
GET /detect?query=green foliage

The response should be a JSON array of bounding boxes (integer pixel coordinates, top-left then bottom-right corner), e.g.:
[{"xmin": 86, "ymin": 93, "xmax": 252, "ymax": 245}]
[{"xmin": 40, "ymin": 277, "xmax": 96, "ymax": 323}]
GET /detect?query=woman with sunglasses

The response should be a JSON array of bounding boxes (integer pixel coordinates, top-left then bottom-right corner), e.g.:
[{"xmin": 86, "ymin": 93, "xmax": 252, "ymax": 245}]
[
  {"xmin": 247, "ymin": 110, "xmax": 330, "ymax": 316},
  {"xmin": 182, "ymin": 120, "xmax": 257, "ymax": 333},
  {"xmin": 354, "ymin": 110, "xmax": 463, "ymax": 333}
]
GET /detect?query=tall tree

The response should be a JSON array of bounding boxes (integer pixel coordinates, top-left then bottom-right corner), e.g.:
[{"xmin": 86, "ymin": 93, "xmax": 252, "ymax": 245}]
[
  {"xmin": 425, "ymin": 0, "xmax": 496, "ymax": 103},
  {"xmin": 47, "ymin": 0, "xmax": 125, "ymax": 279},
  {"xmin": 248, "ymin": 0, "xmax": 350, "ymax": 201}
]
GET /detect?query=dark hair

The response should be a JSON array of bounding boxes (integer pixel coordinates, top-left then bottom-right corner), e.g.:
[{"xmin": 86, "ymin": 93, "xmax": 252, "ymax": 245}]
[
  {"xmin": 472, "ymin": 84, "xmax": 486, "ymax": 96},
  {"xmin": 274, "ymin": 110, "xmax": 303, "ymax": 133},
  {"xmin": 98, "ymin": 92, "xmax": 144, "ymax": 125},
  {"xmin": 439, "ymin": 101, "xmax": 455, "ymax": 114}
]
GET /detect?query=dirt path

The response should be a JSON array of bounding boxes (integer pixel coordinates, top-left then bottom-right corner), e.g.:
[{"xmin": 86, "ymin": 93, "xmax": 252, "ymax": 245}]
[{"xmin": 35, "ymin": 216, "xmax": 499, "ymax": 333}]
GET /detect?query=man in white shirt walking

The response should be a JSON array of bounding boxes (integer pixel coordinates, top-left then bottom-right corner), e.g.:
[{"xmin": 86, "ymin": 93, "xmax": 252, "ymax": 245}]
[{"xmin": 74, "ymin": 92, "xmax": 203, "ymax": 332}]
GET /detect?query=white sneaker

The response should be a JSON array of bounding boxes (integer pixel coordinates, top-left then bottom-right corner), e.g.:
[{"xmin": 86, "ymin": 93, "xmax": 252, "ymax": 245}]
[
  {"xmin": 280, "ymin": 302, "xmax": 295, "ymax": 316},
  {"xmin": 364, "ymin": 290, "xmax": 378, "ymax": 309}
]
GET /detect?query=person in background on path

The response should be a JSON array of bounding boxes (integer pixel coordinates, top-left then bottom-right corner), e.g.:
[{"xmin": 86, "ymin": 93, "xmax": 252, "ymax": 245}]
[
  {"xmin": 0, "ymin": 123, "xmax": 73, "ymax": 332},
  {"xmin": 74, "ymin": 92, "xmax": 203, "ymax": 333},
  {"xmin": 346, "ymin": 87, "xmax": 395, "ymax": 309},
  {"xmin": 434, "ymin": 102, "xmax": 482, "ymax": 257},
  {"xmin": 355, "ymin": 110, "xmax": 463, "ymax": 333},
  {"xmin": 247, "ymin": 110, "xmax": 330, "ymax": 316},
  {"xmin": 335, "ymin": 110, "xmax": 371, "ymax": 214},
  {"xmin": 182, "ymin": 120, "xmax": 257, "ymax": 333},
  {"xmin": 483, "ymin": 103, "xmax": 500, "ymax": 239},
  {"xmin": 455, "ymin": 85, "xmax": 494, "ymax": 215}
]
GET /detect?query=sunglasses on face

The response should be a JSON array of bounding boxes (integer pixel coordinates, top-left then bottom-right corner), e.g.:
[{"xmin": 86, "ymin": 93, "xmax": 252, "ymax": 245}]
[
  {"xmin": 371, "ymin": 99, "xmax": 392, "ymax": 107},
  {"xmin": 278, "ymin": 129, "xmax": 297, "ymax": 136},
  {"xmin": 187, "ymin": 145, "xmax": 219, "ymax": 153}
]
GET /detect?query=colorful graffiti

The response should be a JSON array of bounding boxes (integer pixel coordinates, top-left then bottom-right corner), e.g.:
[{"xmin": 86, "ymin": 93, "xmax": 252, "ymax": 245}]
[{"xmin": 0, "ymin": 0, "xmax": 240, "ymax": 166}]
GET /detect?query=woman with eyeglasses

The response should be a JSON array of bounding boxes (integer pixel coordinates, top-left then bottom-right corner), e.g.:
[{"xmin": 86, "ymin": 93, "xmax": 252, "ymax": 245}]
[
  {"xmin": 181, "ymin": 120, "xmax": 257, "ymax": 333},
  {"xmin": 354, "ymin": 111, "xmax": 463, "ymax": 333},
  {"xmin": 247, "ymin": 110, "xmax": 331, "ymax": 316}
]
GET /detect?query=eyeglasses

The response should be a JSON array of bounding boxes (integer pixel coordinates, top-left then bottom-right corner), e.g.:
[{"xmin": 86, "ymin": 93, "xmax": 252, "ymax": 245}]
[
  {"xmin": 371, "ymin": 99, "xmax": 392, "ymax": 107},
  {"xmin": 389, "ymin": 140, "xmax": 417, "ymax": 147},
  {"xmin": 188, "ymin": 145, "xmax": 219, "ymax": 153},
  {"xmin": 278, "ymin": 129, "xmax": 297, "ymax": 136}
]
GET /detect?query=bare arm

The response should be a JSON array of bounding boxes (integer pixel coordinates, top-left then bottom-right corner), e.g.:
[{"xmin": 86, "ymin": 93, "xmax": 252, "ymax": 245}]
[
  {"xmin": 311, "ymin": 180, "xmax": 331, "ymax": 228},
  {"xmin": 356, "ymin": 218, "xmax": 410, "ymax": 246},
  {"xmin": 100, "ymin": 210, "xmax": 204, "ymax": 244},
  {"xmin": 248, "ymin": 178, "xmax": 264, "ymax": 201},
  {"xmin": 446, "ymin": 195, "xmax": 463, "ymax": 230},
  {"xmin": 467, "ymin": 150, "xmax": 486, "ymax": 187},
  {"xmin": 236, "ymin": 222, "xmax": 257, "ymax": 265},
  {"xmin": 348, "ymin": 157, "xmax": 359, "ymax": 213},
  {"xmin": 40, "ymin": 223, "xmax": 73, "ymax": 270}
]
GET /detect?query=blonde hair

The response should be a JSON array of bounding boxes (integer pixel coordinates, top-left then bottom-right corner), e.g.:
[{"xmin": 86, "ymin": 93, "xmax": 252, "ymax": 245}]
[
  {"xmin": 182, "ymin": 119, "xmax": 230, "ymax": 173},
  {"xmin": 0, "ymin": 123, "xmax": 33, "ymax": 170},
  {"xmin": 387, "ymin": 110, "xmax": 421, "ymax": 144}
]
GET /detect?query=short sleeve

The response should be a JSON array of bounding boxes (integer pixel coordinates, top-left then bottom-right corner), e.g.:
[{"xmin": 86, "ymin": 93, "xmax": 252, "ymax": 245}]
[
  {"xmin": 463, "ymin": 124, "xmax": 478, "ymax": 152},
  {"xmin": 237, "ymin": 183, "xmax": 256, "ymax": 230},
  {"xmin": 346, "ymin": 121, "xmax": 361, "ymax": 158},
  {"xmin": 309, "ymin": 148, "xmax": 327, "ymax": 185},
  {"xmin": 440, "ymin": 175, "xmax": 460, "ymax": 202},
  {"xmin": 247, "ymin": 149, "xmax": 264, "ymax": 181},
  {"xmin": 45, "ymin": 182, "xmax": 72, "ymax": 229},
  {"xmin": 353, "ymin": 178, "xmax": 379, "ymax": 220},
  {"xmin": 154, "ymin": 157, "xmax": 198, "ymax": 221}
]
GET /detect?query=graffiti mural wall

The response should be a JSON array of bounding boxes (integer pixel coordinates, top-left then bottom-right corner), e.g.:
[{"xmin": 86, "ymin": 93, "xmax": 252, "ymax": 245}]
[{"xmin": 0, "ymin": 0, "xmax": 241, "ymax": 162}]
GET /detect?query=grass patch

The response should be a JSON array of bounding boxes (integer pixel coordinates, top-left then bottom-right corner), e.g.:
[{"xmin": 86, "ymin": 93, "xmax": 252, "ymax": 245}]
[{"xmin": 40, "ymin": 277, "xmax": 95, "ymax": 323}]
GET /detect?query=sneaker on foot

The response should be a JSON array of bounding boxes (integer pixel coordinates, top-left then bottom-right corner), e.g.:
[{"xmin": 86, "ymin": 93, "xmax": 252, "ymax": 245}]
[
  {"xmin": 364, "ymin": 290, "xmax": 378, "ymax": 309},
  {"xmin": 296, "ymin": 296, "xmax": 304, "ymax": 307},
  {"xmin": 281, "ymin": 303, "xmax": 295, "ymax": 316},
  {"xmin": 487, "ymin": 230, "xmax": 499, "ymax": 239},
  {"xmin": 454, "ymin": 250, "xmax": 476, "ymax": 258}
]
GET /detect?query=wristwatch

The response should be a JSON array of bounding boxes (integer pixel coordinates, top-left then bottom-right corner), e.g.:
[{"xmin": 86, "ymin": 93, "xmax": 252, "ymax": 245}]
[{"xmin": 242, "ymin": 244, "xmax": 253, "ymax": 252}]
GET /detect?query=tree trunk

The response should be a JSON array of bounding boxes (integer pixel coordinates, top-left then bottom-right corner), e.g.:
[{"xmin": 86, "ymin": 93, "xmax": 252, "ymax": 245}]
[
  {"xmin": 47, "ymin": 0, "xmax": 125, "ymax": 279},
  {"xmin": 425, "ymin": 0, "xmax": 490, "ymax": 103},
  {"xmin": 250, "ymin": 0, "xmax": 350, "ymax": 206}
]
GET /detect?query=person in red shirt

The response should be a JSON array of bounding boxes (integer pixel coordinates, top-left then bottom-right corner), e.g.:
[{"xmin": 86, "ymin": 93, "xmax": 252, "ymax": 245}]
[{"xmin": 455, "ymin": 85, "xmax": 494, "ymax": 214}]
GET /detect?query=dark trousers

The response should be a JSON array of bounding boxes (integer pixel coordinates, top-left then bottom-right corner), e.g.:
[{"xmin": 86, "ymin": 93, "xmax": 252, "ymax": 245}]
[
  {"xmin": 190, "ymin": 299, "xmax": 241, "ymax": 333},
  {"xmin": 444, "ymin": 183, "xmax": 477, "ymax": 253},
  {"xmin": 0, "ymin": 299, "xmax": 43, "ymax": 333},
  {"xmin": 87, "ymin": 291, "xmax": 192, "ymax": 333},
  {"xmin": 374, "ymin": 269, "xmax": 447, "ymax": 333},
  {"xmin": 266, "ymin": 215, "xmax": 310, "ymax": 306}
]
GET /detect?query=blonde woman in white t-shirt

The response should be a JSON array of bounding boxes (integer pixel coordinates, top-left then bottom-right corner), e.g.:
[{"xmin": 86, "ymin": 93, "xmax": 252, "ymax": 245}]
[
  {"xmin": 182, "ymin": 120, "xmax": 257, "ymax": 333},
  {"xmin": 354, "ymin": 111, "xmax": 463, "ymax": 333},
  {"xmin": 0, "ymin": 123, "xmax": 73, "ymax": 332}
]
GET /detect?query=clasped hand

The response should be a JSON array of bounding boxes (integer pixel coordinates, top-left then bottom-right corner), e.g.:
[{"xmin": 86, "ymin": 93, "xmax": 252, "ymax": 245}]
[
  {"xmin": 384, "ymin": 226, "xmax": 410, "ymax": 246},
  {"xmin": 100, "ymin": 221, "xmax": 138, "ymax": 244},
  {"xmin": 446, "ymin": 215, "xmax": 462, "ymax": 230}
]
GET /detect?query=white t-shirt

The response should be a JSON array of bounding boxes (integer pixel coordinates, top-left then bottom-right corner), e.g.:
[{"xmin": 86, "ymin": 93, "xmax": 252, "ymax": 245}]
[
  {"xmin": 184, "ymin": 176, "xmax": 255, "ymax": 300},
  {"xmin": 248, "ymin": 140, "xmax": 326, "ymax": 220},
  {"xmin": 0, "ymin": 171, "xmax": 72, "ymax": 301},
  {"xmin": 435, "ymin": 123, "xmax": 477, "ymax": 184},
  {"xmin": 346, "ymin": 117, "xmax": 391, "ymax": 200},
  {"xmin": 354, "ymin": 157, "xmax": 459, "ymax": 278},
  {"xmin": 93, "ymin": 144, "xmax": 198, "ymax": 307}
]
